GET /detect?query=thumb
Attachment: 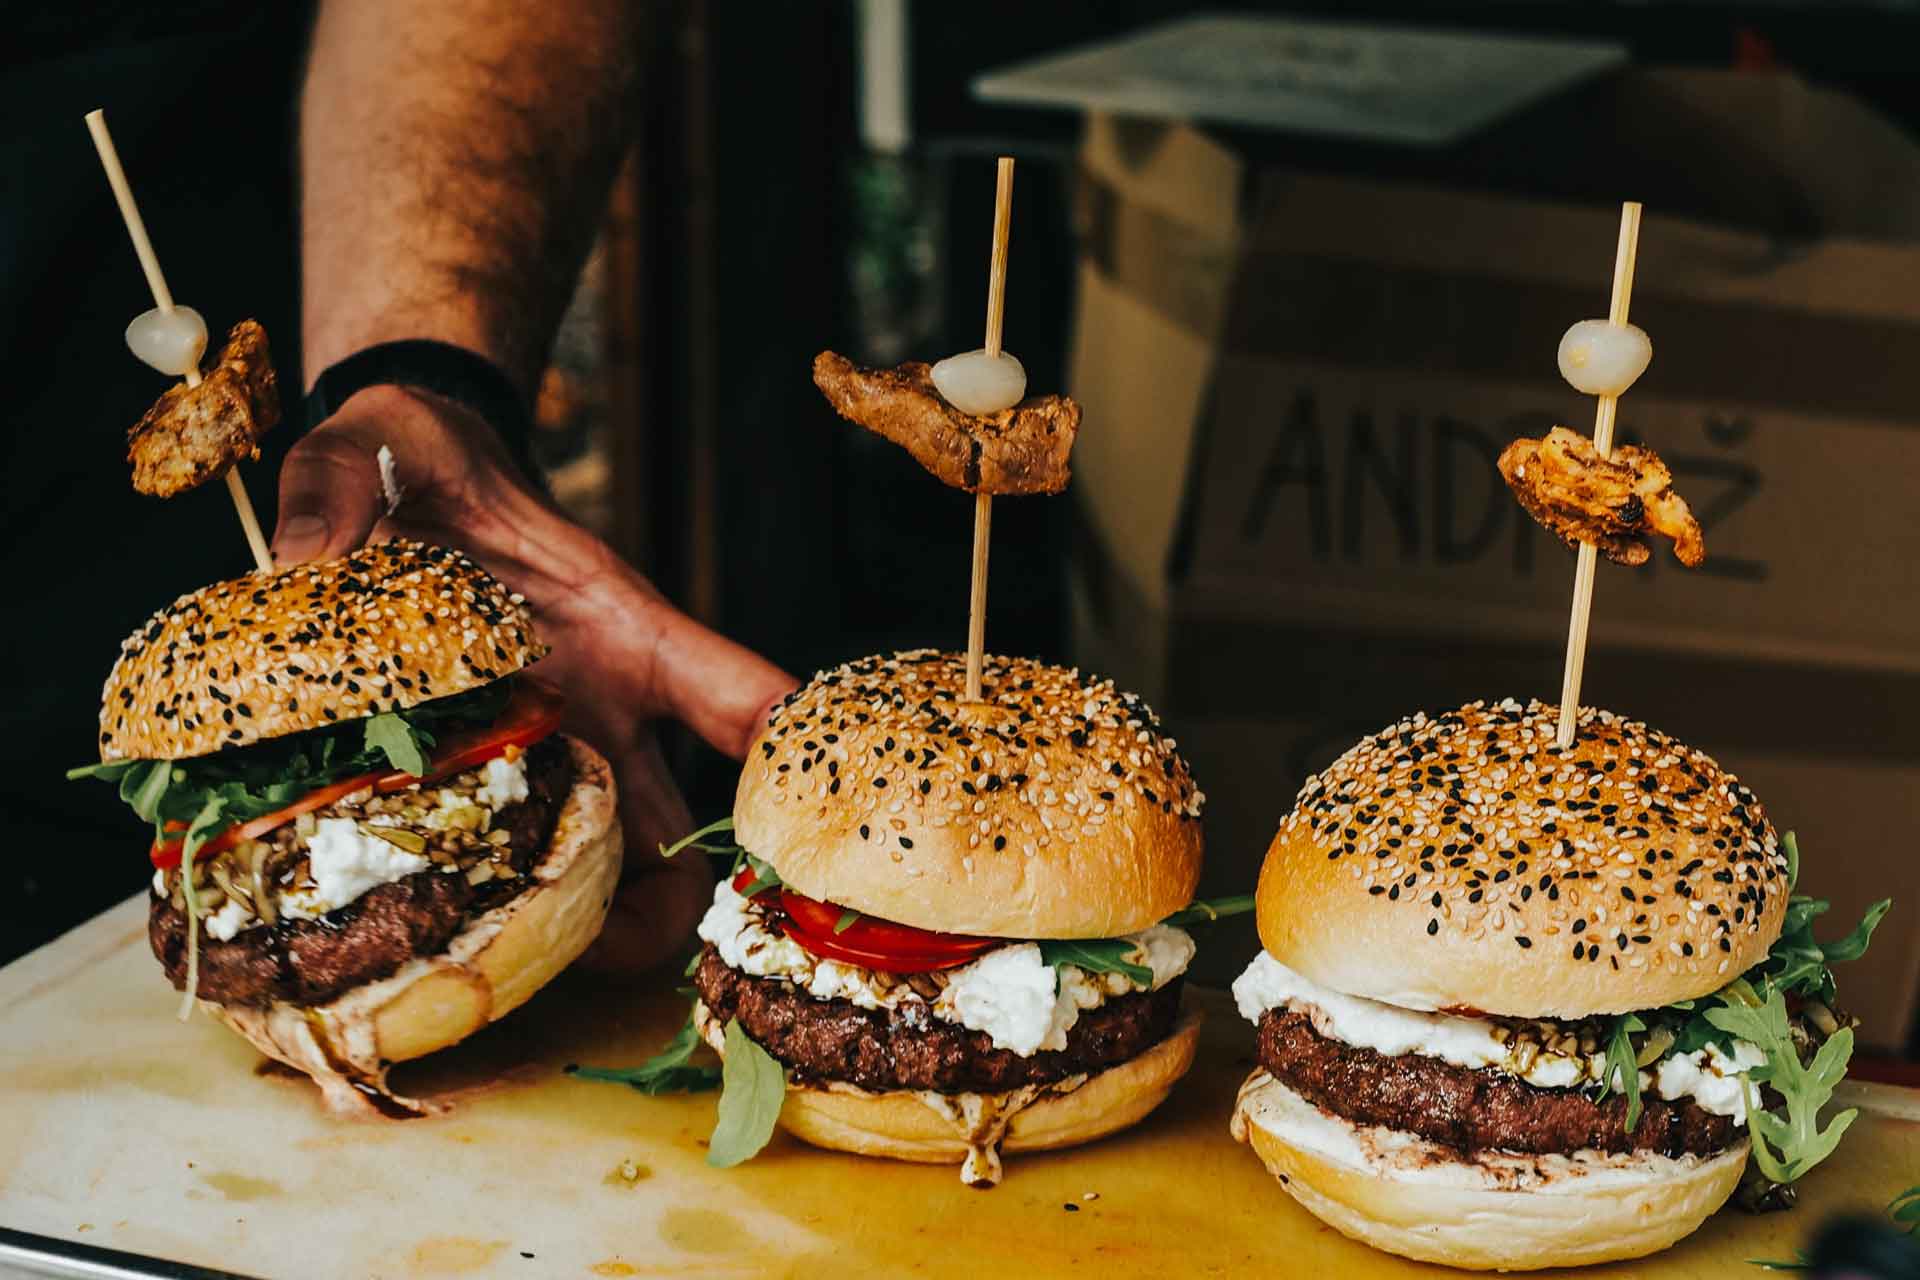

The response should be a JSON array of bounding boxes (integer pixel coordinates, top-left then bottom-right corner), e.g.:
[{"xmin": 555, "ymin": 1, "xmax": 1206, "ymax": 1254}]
[{"xmin": 271, "ymin": 420, "xmax": 388, "ymax": 564}]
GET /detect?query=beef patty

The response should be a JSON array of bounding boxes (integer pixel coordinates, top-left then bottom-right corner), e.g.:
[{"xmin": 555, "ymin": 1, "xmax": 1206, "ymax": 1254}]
[
  {"xmin": 150, "ymin": 736, "xmax": 573, "ymax": 1007},
  {"xmin": 692, "ymin": 945, "xmax": 1183, "ymax": 1094},
  {"xmin": 1257, "ymin": 1008, "xmax": 1739, "ymax": 1159}
]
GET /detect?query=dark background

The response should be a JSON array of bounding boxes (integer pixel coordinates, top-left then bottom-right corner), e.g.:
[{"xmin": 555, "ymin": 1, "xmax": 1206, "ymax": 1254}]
[{"xmin": 5, "ymin": 1, "xmax": 1919, "ymax": 980}]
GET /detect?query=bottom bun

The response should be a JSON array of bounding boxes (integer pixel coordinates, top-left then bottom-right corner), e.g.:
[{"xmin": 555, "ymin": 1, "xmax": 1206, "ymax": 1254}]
[
  {"xmin": 215, "ymin": 736, "xmax": 622, "ymax": 1115},
  {"xmin": 1232, "ymin": 1071, "xmax": 1747, "ymax": 1271},
  {"xmin": 698, "ymin": 1001, "xmax": 1201, "ymax": 1186}
]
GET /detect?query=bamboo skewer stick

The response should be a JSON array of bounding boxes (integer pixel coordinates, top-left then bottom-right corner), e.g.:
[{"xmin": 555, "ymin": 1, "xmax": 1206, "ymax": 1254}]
[
  {"xmin": 1555, "ymin": 202, "xmax": 1642, "ymax": 749},
  {"xmin": 85, "ymin": 108, "xmax": 275, "ymax": 576},
  {"xmin": 964, "ymin": 157, "xmax": 1015, "ymax": 703}
]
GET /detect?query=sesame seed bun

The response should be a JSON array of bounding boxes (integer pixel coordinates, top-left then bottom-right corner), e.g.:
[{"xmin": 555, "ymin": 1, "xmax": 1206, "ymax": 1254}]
[
  {"xmin": 731, "ymin": 651, "xmax": 1205, "ymax": 939},
  {"xmin": 1232, "ymin": 1070, "xmax": 1748, "ymax": 1271},
  {"xmin": 1256, "ymin": 700, "xmax": 1788, "ymax": 1018},
  {"xmin": 697, "ymin": 1001, "xmax": 1202, "ymax": 1176},
  {"xmin": 98, "ymin": 540, "xmax": 546, "ymax": 762},
  {"xmin": 211, "ymin": 736, "xmax": 620, "ymax": 1115}
]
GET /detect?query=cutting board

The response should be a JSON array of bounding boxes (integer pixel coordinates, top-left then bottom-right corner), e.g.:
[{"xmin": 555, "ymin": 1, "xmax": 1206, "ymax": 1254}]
[{"xmin": 1, "ymin": 897, "xmax": 1914, "ymax": 1279}]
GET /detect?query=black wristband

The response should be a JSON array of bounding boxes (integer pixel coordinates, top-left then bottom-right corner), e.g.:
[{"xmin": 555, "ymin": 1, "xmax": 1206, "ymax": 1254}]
[{"xmin": 304, "ymin": 340, "xmax": 538, "ymax": 477}]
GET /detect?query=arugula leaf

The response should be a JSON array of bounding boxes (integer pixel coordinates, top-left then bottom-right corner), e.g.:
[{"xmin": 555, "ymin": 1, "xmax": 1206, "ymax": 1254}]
[
  {"xmin": 1746, "ymin": 1252, "xmax": 1810, "ymax": 1272},
  {"xmin": 1891, "ymin": 1184, "xmax": 1920, "ymax": 1235},
  {"xmin": 128, "ymin": 760, "xmax": 173, "ymax": 824},
  {"xmin": 683, "ymin": 949, "xmax": 704, "ymax": 979},
  {"xmin": 1038, "ymin": 938, "xmax": 1153, "ymax": 988},
  {"xmin": 659, "ymin": 816, "xmax": 741, "ymax": 860},
  {"xmin": 1160, "ymin": 894, "xmax": 1256, "ymax": 928},
  {"xmin": 1706, "ymin": 986, "xmax": 1858, "ymax": 1185},
  {"xmin": 834, "ymin": 910, "xmax": 860, "ymax": 934},
  {"xmin": 737, "ymin": 854, "xmax": 783, "ymax": 899},
  {"xmin": 708, "ymin": 1018, "xmax": 787, "ymax": 1168},
  {"xmin": 68, "ymin": 681, "xmax": 515, "ymax": 852},
  {"xmin": 1816, "ymin": 899, "xmax": 1891, "ymax": 967},
  {"xmin": 1595, "ymin": 1013, "xmax": 1646, "ymax": 1130},
  {"xmin": 363, "ymin": 712, "xmax": 431, "ymax": 776},
  {"xmin": 567, "ymin": 1013, "xmax": 720, "ymax": 1095},
  {"xmin": 1751, "ymin": 1185, "xmax": 1920, "ymax": 1269}
]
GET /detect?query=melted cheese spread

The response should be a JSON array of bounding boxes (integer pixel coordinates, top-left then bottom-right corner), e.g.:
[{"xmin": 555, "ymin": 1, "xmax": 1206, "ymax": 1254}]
[
  {"xmin": 1231, "ymin": 951, "xmax": 1760, "ymax": 1122},
  {"xmin": 697, "ymin": 879, "xmax": 1193, "ymax": 1057}
]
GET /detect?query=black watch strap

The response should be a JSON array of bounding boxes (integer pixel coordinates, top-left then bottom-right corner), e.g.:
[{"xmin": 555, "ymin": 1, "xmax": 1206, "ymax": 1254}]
[{"xmin": 305, "ymin": 340, "xmax": 538, "ymax": 477}]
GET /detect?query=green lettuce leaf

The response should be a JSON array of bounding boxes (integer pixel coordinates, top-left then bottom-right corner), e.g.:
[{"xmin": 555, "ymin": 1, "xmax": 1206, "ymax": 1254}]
[{"xmin": 708, "ymin": 1019, "xmax": 787, "ymax": 1168}]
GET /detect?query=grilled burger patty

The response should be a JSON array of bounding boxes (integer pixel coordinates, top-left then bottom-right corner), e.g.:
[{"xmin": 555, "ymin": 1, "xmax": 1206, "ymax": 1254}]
[
  {"xmin": 150, "ymin": 737, "xmax": 573, "ymax": 1007},
  {"xmin": 693, "ymin": 945, "xmax": 1183, "ymax": 1094},
  {"xmin": 1257, "ymin": 1008, "xmax": 1739, "ymax": 1159}
]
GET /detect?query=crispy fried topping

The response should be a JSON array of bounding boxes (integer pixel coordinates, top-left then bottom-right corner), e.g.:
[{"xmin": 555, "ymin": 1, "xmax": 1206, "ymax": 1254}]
[
  {"xmin": 812, "ymin": 350, "xmax": 1078, "ymax": 495},
  {"xmin": 1498, "ymin": 427, "xmax": 1704, "ymax": 567},
  {"xmin": 128, "ymin": 319, "xmax": 280, "ymax": 497}
]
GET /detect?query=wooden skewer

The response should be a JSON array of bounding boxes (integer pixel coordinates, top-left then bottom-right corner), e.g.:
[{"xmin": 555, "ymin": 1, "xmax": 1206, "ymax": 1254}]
[
  {"xmin": 964, "ymin": 156, "xmax": 1015, "ymax": 703},
  {"xmin": 85, "ymin": 108, "xmax": 275, "ymax": 576},
  {"xmin": 1555, "ymin": 201, "xmax": 1642, "ymax": 749}
]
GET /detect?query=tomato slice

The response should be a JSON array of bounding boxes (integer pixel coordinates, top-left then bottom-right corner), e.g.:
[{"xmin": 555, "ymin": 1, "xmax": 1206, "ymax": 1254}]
[
  {"xmin": 738, "ymin": 877, "xmax": 997, "ymax": 974},
  {"xmin": 779, "ymin": 889, "xmax": 992, "ymax": 958},
  {"xmin": 775, "ymin": 928, "xmax": 983, "ymax": 974},
  {"xmin": 150, "ymin": 681, "xmax": 565, "ymax": 870}
]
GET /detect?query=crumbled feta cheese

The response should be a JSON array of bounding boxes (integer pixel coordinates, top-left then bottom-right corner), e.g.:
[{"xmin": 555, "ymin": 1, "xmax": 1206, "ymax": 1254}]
[
  {"xmin": 474, "ymin": 754, "xmax": 529, "ymax": 810},
  {"xmin": 942, "ymin": 945, "xmax": 1062, "ymax": 1055},
  {"xmin": 694, "ymin": 879, "xmax": 1197, "ymax": 1057},
  {"xmin": 204, "ymin": 896, "xmax": 255, "ymax": 941},
  {"xmin": 304, "ymin": 817, "xmax": 429, "ymax": 910},
  {"xmin": 1652, "ymin": 1040, "xmax": 1768, "ymax": 1121},
  {"xmin": 1231, "ymin": 950, "xmax": 1765, "ymax": 1119}
]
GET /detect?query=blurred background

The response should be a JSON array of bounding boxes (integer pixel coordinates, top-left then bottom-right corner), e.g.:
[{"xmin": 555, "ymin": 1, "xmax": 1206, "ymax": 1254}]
[{"xmin": 5, "ymin": 3, "xmax": 1918, "ymax": 1070}]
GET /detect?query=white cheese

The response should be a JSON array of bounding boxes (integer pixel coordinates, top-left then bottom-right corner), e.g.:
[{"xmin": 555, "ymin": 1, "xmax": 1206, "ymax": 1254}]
[
  {"xmin": 303, "ymin": 817, "xmax": 430, "ymax": 911},
  {"xmin": 204, "ymin": 896, "xmax": 255, "ymax": 942},
  {"xmin": 695, "ymin": 879, "xmax": 1195, "ymax": 1058},
  {"xmin": 942, "ymin": 945, "xmax": 1062, "ymax": 1055},
  {"xmin": 474, "ymin": 754, "xmax": 530, "ymax": 810},
  {"xmin": 1652, "ymin": 1041, "xmax": 1767, "ymax": 1122},
  {"xmin": 1231, "ymin": 950, "xmax": 1762, "ymax": 1119}
]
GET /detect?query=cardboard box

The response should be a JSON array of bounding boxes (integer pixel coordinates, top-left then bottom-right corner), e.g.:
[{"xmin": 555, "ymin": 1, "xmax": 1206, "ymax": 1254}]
[{"xmin": 1066, "ymin": 74, "xmax": 1920, "ymax": 1047}]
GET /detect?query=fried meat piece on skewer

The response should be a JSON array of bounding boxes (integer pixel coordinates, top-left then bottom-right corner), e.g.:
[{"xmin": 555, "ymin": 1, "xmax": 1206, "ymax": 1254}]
[
  {"xmin": 1498, "ymin": 427, "xmax": 1704, "ymax": 568},
  {"xmin": 128, "ymin": 319, "xmax": 280, "ymax": 497},
  {"xmin": 812, "ymin": 350, "xmax": 1079, "ymax": 495}
]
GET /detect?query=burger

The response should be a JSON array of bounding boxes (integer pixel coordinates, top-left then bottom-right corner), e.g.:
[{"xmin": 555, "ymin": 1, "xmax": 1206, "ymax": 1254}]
[
  {"xmin": 1229, "ymin": 699, "xmax": 1886, "ymax": 1271},
  {"xmin": 69, "ymin": 539, "xmax": 621, "ymax": 1113},
  {"xmin": 579, "ymin": 650, "xmax": 1230, "ymax": 1187}
]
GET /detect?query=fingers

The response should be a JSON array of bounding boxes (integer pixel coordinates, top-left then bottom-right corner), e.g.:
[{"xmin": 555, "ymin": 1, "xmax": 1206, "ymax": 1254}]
[
  {"xmin": 271, "ymin": 420, "xmax": 389, "ymax": 564},
  {"xmin": 643, "ymin": 597, "xmax": 799, "ymax": 761}
]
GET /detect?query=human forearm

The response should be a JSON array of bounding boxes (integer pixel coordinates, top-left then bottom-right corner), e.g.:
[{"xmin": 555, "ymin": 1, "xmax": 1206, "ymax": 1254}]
[{"xmin": 300, "ymin": 0, "xmax": 637, "ymax": 389}]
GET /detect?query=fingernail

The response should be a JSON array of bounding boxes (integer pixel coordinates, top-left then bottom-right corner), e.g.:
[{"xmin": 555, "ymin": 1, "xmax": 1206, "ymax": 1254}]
[{"xmin": 273, "ymin": 514, "xmax": 329, "ymax": 563}]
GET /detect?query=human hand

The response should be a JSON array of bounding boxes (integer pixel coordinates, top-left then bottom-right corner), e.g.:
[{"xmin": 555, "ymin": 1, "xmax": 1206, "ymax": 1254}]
[{"xmin": 271, "ymin": 384, "xmax": 796, "ymax": 971}]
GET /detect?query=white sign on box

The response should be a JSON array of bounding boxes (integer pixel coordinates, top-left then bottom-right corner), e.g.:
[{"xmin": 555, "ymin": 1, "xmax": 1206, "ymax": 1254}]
[{"xmin": 974, "ymin": 14, "xmax": 1625, "ymax": 147}]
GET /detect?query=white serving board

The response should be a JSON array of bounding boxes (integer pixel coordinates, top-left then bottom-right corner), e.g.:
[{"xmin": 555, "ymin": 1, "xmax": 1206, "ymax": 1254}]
[{"xmin": 1, "ymin": 897, "xmax": 1915, "ymax": 1279}]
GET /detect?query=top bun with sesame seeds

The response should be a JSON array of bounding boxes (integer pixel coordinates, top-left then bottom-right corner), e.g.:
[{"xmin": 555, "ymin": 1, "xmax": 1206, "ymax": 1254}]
[
  {"xmin": 1255, "ymin": 699, "xmax": 1789, "ymax": 1018},
  {"xmin": 96, "ymin": 539, "xmax": 546, "ymax": 762},
  {"xmin": 731, "ymin": 650, "xmax": 1205, "ymax": 938}
]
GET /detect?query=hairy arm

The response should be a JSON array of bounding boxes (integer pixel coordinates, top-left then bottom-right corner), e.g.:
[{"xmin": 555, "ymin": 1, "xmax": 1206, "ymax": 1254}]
[{"xmin": 300, "ymin": 0, "xmax": 637, "ymax": 389}]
